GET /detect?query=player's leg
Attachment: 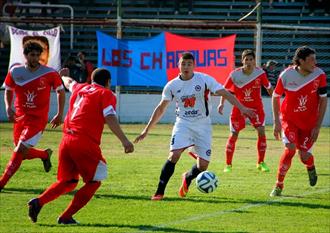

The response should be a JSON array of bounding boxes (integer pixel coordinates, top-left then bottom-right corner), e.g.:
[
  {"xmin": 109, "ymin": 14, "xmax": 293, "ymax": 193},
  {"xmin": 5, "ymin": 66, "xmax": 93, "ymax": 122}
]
[
  {"xmin": 255, "ymin": 126, "xmax": 269, "ymax": 172},
  {"xmin": 58, "ymin": 181, "xmax": 101, "ymax": 224},
  {"xmin": 270, "ymin": 123, "xmax": 297, "ymax": 196},
  {"xmin": 58, "ymin": 142, "xmax": 107, "ymax": 223},
  {"xmin": 297, "ymin": 129, "xmax": 317, "ymax": 186},
  {"xmin": 152, "ymin": 122, "xmax": 192, "ymax": 200},
  {"xmin": 224, "ymin": 109, "xmax": 243, "ymax": 172},
  {"xmin": 179, "ymin": 122, "xmax": 211, "ymax": 197},
  {"xmin": 28, "ymin": 137, "xmax": 79, "ymax": 223},
  {"xmin": 152, "ymin": 148, "xmax": 184, "ymax": 200}
]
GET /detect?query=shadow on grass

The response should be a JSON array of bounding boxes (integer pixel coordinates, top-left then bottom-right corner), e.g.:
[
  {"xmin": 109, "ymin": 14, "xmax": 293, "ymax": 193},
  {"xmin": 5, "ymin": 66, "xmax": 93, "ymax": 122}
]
[
  {"xmin": 94, "ymin": 193, "xmax": 241, "ymax": 204},
  {"xmin": 39, "ymin": 222, "xmax": 247, "ymax": 233}
]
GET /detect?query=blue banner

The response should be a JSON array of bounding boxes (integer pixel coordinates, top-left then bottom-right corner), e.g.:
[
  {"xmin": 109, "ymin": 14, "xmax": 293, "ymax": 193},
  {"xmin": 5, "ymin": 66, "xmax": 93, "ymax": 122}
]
[{"xmin": 97, "ymin": 31, "xmax": 167, "ymax": 86}]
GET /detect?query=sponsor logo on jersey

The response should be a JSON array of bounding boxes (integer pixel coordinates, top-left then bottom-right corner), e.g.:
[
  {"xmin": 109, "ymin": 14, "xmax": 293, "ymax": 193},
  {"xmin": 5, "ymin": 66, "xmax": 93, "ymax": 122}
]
[
  {"xmin": 182, "ymin": 95, "xmax": 196, "ymax": 108},
  {"xmin": 206, "ymin": 149, "xmax": 211, "ymax": 156},
  {"xmin": 294, "ymin": 95, "xmax": 308, "ymax": 112},
  {"xmin": 243, "ymin": 88, "xmax": 253, "ymax": 102},
  {"xmin": 195, "ymin": 85, "xmax": 201, "ymax": 92},
  {"xmin": 24, "ymin": 90, "xmax": 37, "ymax": 108}
]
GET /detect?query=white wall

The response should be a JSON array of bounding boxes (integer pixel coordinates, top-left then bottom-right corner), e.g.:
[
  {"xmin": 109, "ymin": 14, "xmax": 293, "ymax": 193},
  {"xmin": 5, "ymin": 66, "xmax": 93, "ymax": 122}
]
[{"xmin": 0, "ymin": 90, "xmax": 329, "ymax": 126}]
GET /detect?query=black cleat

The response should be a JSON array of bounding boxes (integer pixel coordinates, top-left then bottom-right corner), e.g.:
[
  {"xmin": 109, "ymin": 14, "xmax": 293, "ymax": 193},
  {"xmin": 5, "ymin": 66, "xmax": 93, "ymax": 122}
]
[
  {"xmin": 28, "ymin": 198, "xmax": 42, "ymax": 223},
  {"xmin": 42, "ymin": 149, "xmax": 53, "ymax": 173},
  {"xmin": 57, "ymin": 216, "xmax": 79, "ymax": 224},
  {"xmin": 308, "ymin": 167, "xmax": 318, "ymax": 186}
]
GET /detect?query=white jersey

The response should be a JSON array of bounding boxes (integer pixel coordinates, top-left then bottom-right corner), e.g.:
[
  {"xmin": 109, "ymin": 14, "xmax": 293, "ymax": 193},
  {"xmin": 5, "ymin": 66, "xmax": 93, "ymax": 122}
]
[{"xmin": 162, "ymin": 72, "xmax": 224, "ymax": 122}]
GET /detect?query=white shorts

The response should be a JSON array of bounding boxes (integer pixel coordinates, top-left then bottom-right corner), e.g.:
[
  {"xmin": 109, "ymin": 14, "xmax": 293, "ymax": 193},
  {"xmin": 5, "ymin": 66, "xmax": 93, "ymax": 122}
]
[{"xmin": 170, "ymin": 118, "xmax": 212, "ymax": 161}]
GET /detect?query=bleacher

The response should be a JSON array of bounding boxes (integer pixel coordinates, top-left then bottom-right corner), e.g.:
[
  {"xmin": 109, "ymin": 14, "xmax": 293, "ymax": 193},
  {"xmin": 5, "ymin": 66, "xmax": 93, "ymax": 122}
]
[{"xmin": 0, "ymin": 0, "xmax": 329, "ymax": 93}]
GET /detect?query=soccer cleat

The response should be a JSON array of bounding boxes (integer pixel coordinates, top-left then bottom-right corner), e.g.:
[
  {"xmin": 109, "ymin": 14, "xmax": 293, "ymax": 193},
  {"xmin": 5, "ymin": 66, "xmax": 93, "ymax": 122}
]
[
  {"xmin": 42, "ymin": 148, "xmax": 53, "ymax": 173},
  {"xmin": 270, "ymin": 186, "xmax": 282, "ymax": 197},
  {"xmin": 57, "ymin": 217, "xmax": 79, "ymax": 224},
  {"xmin": 223, "ymin": 165, "xmax": 232, "ymax": 173},
  {"xmin": 178, "ymin": 172, "xmax": 189, "ymax": 198},
  {"xmin": 28, "ymin": 198, "xmax": 42, "ymax": 223},
  {"xmin": 257, "ymin": 162, "xmax": 270, "ymax": 172},
  {"xmin": 151, "ymin": 194, "xmax": 164, "ymax": 201},
  {"xmin": 308, "ymin": 167, "xmax": 318, "ymax": 186}
]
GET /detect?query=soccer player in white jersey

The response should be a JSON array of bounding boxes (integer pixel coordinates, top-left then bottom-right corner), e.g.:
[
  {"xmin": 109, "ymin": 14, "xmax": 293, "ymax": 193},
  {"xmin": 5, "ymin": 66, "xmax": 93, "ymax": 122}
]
[
  {"xmin": 134, "ymin": 52, "xmax": 255, "ymax": 200},
  {"xmin": 270, "ymin": 46, "xmax": 328, "ymax": 197},
  {"xmin": 218, "ymin": 49, "xmax": 273, "ymax": 173}
]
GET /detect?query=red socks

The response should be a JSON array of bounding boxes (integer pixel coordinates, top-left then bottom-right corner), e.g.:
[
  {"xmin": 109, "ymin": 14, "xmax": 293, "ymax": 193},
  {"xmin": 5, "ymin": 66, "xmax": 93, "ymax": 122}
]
[
  {"xmin": 276, "ymin": 148, "xmax": 296, "ymax": 188},
  {"xmin": 60, "ymin": 181, "xmax": 101, "ymax": 220},
  {"xmin": 25, "ymin": 148, "xmax": 48, "ymax": 160},
  {"xmin": 257, "ymin": 135, "xmax": 267, "ymax": 164},
  {"xmin": 0, "ymin": 151, "xmax": 23, "ymax": 188},
  {"xmin": 38, "ymin": 181, "xmax": 78, "ymax": 206},
  {"xmin": 300, "ymin": 154, "xmax": 315, "ymax": 170},
  {"xmin": 225, "ymin": 135, "xmax": 238, "ymax": 165}
]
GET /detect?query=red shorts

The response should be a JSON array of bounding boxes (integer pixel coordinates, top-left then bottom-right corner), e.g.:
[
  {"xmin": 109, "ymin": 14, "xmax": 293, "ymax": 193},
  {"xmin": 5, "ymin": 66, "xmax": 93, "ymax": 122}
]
[
  {"xmin": 57, "ymin": 134, "xmax": 107, "ymax": 183},
  {"xmin": 281, "ymin": 120, "xmax": 314, "ymax": 151},
  {"xmin": 13, "ymin": 117, "xmax": 47, "ymax": 146},
  {"xmin": 230, "ymin": 106, "xmax": 265, "ymax": 132}
]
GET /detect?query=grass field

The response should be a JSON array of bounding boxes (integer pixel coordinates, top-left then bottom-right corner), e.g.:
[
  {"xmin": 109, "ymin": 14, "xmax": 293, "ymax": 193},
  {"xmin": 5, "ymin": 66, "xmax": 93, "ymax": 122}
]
[{"xmin": 0, "ymin": 123, "xmax": 329, "ymax": 233}]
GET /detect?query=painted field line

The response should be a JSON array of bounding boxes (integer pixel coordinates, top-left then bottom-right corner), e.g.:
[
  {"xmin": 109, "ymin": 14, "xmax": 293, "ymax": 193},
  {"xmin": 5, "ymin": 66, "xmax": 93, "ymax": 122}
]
[{"xmin": 136, "ymin": 187, "xmax": 330, "ymax": 232}]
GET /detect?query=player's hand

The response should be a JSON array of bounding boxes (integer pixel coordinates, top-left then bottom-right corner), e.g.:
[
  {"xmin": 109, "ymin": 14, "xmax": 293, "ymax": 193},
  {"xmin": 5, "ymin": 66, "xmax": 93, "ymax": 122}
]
[
  {"xmin": 241, "ymin": 107, "xmax": 256, "ymax": 118},
  {"xmin": 123, "ymin": 140, "xmax": 134, "ymax": 153},
  {"xmin": 310, "ymin": 126, "xmax": 320, "ymax": 143},
  {"xmin": 50, "ymin": 113, "xmax": 63, "ymax": 128},
  {"xmin": 273, "ymin": 121, "xmax": 282, "ymax": 140},
  {"xmin": 6, "ymin": 107, "xmax": 16, "ymax": 122},
  {"xmin": 217, "ymin": 104, "xmax": 224, "ymax": 115},
  {"xmin": 59, "ymin": 68, "xmax": 70, "ymax": 77},
  {"xmin": 134, "ymin": 130, "xmax": 148, "ymax": 143}
]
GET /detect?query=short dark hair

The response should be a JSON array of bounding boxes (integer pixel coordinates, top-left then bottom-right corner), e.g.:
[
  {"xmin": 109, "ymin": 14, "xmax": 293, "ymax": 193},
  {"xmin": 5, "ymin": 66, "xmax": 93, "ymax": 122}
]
[
  {"xmin": 180, "ymin": 52, "xmax": 195, "ymax": 62},
  {"xmin": 293, "ymin": 46, "xmax": 315, "ymax": 65},
  {"xmin": 23, "ymin": 41, "xmax": 43, "ymax": 55},
  {"xmin": 241, "ymin": 49, "xmax": 255, "ymax": 59},
  {"xmin": 91, "ymin": 68, "xmax": 111, "ymax": 87}
]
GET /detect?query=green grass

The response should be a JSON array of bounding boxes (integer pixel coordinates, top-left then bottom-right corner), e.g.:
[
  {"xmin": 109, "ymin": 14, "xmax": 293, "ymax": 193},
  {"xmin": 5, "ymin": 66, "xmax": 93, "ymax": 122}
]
[{"xmin": 0, "ymin": 123, "xmax": 329, "ymax": 233}]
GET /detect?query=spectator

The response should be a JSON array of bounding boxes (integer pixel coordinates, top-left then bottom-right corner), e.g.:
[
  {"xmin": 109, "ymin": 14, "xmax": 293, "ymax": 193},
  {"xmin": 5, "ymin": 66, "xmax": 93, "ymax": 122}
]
[
  {"xmin": 174, "ymin": 0, "xmax": 193, "ymax": 15},
  {"xmin": 262, "ymin": 60, "xmax": 279, "ymax": 88},
  {"xmin": 63, "ymin": 56, "xmax": 83, "ymax": 83},
  {"xmin": 77, "ymin": 51, "xmax": 94, "ymax": 84}
]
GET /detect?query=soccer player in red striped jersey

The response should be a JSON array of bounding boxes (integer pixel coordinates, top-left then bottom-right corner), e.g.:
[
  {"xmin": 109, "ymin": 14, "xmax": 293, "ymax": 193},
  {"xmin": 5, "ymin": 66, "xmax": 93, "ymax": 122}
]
[
  {"xmin": 27, "ymin": 68, "xmax": 134, "ymax": 224},
  {"xmin": 270, "ymin": 46, "xmax": 328, "ymax": 197},
  {"xmin": 0, "ymin": 41, "xmax": 65, "ymax": 191},
  {"xmin": 218, "ymin": 49, "xmax": 273, "ymax": 173}
]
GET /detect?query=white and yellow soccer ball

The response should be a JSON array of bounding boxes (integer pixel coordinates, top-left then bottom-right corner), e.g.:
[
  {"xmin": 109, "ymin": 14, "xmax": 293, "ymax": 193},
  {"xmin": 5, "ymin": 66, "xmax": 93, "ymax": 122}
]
[{"xmin": 196, "ymin": 171, "xmax": 219, "ymax": 193}]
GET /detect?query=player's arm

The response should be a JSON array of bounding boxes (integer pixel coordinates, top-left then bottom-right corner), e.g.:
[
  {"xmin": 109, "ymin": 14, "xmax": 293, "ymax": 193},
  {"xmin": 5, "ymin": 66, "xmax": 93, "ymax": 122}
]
[
  {"xmin": 215, "ymin": 88, "xmax": 255, "ymax": 118},
  {"xmin": 266, "ymin": 85, "xmax": 274, "ymax": 97},
  {"xmin": 311, "ymin": 87, "xmax": 328, "ymax": 142},
  {"xmin": 272, "ymin": 94, "xmax": 281, "ymax": 140},
  {"xmin": 59, "ymin": 68, "xmax": 75, "ymax": 90},
  {"xmin": 134, "ymin": 99, "xmax": 170, "ymax": 143},
  {"xmin": 50, "ymin": 88, "xmax": 65, "ymax": 129},
  {"xmin": 105, "ymin": 114, "xmax": 134, "ymax": 153},
  {"xmin": 4, "ymin": 89, "xmax": 15, "ymax": 122},
  {"xmin": 217, "ymin": 96, "xmax": 226, "ymax": 115}
]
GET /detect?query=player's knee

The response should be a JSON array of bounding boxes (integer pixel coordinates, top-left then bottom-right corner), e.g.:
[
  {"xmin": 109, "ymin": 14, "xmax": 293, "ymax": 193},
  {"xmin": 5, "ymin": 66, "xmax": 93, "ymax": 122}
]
[
  {"xmin": 298, "ymin": 150, "xmax": 311, "ymax": 162},
  {"xmin": 168, "ymin": 151, "xmax": 181, "ymax": 163}
]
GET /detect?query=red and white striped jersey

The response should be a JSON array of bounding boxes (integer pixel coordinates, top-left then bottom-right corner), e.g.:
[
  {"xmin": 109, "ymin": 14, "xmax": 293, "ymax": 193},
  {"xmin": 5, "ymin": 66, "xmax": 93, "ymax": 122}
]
[
  {"xmin": 224, "ymin": 67, "xmax": 271, "ymax": 108},
  {"xmin": 274, "ymin": 66, "xmax": 327, "ymax": 129},
  {"xmin": 4, "ymin": 64, "xmax": 64, "ymax": 124}
]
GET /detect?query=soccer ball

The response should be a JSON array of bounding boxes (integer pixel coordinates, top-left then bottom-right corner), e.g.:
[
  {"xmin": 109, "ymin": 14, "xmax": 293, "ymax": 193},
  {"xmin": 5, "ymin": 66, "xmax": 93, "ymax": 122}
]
[{"xmin": 196, "ymin": 171, "xmax": 219, "ymax": 193}]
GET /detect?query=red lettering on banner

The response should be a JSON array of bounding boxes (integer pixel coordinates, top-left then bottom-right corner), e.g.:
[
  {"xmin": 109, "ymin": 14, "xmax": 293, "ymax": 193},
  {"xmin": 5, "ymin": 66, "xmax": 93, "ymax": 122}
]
[
  {"xmin": 102, "ymin": 49, "xmax": 132, "ymax": 67},
  {"xmin": 141, "ymin": 52, "xmax": 150, "ymax": 70}
]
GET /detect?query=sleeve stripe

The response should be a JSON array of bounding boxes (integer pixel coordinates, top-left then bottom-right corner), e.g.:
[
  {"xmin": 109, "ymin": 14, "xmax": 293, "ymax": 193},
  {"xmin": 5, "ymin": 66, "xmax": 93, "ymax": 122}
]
[
  {"xmin": 3, "ymin": 84, "xmax": 13, "ymax": 90},
  {"xmin": 103, "ymin": 105, "xmax": 116, "ymax": 117},
  {"xmin": 55, "ymin": 85, "xmax": 64, "ymax": 92},
  {"xmin": 68, "ymin": 81, "xmax": 77, "ymax": 93}
]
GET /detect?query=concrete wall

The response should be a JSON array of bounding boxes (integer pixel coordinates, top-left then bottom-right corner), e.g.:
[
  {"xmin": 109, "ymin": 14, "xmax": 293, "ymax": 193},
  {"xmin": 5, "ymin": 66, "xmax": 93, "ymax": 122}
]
[{"xmin": 1, "ymin": 90, "xmax": 329, "ymax": 126}]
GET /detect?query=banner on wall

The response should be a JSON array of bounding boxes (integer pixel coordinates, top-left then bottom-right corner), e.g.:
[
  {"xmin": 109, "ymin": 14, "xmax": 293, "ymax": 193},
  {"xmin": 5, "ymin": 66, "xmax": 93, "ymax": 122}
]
[
  {"xmin": 8, "ymin": 26, "xmax": 61, "ymax": 71},
  {"xmin": 97, "ymin": 31, "xmax": 236, "ymax": 86}
]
